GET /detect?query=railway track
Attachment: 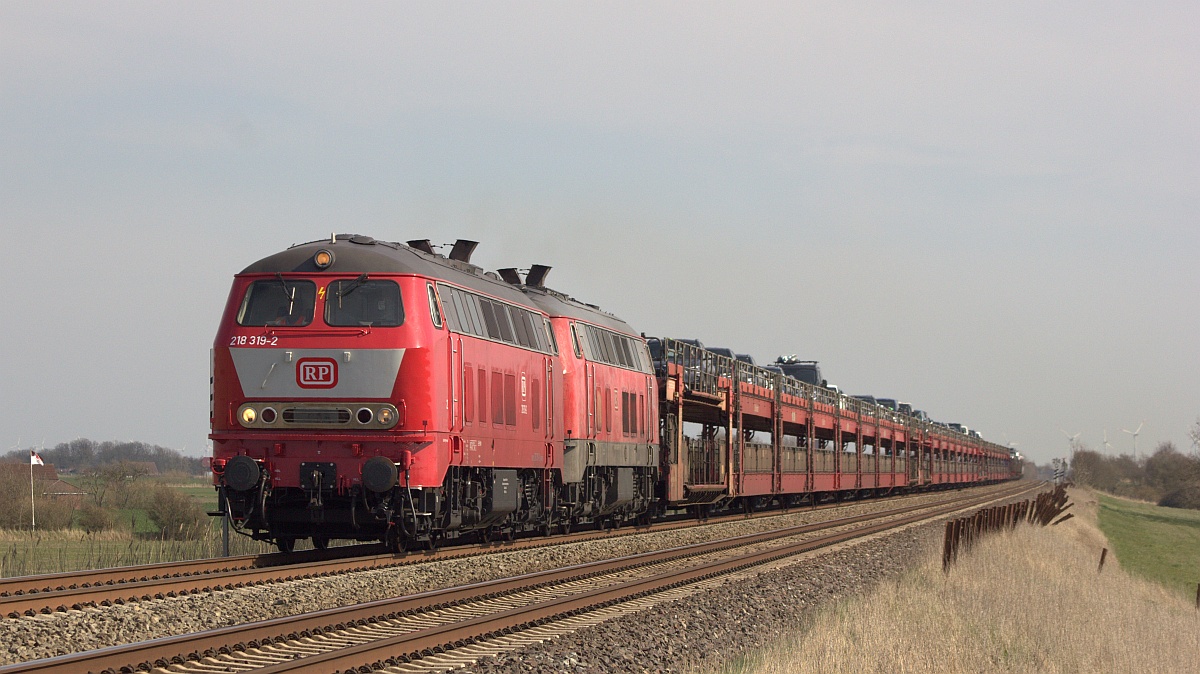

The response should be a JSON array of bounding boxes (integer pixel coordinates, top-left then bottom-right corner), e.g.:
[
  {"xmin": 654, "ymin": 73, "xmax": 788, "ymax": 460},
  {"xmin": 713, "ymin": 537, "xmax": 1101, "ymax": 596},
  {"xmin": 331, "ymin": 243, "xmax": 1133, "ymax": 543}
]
[
  {"xmin": 0, "ymin": 544, "xmax": 381, "ymax": 601},
  {"xmin": 4, "ymin": 482, "xmax": 1036, "ymax": 674},
  {"xmin": 1, "ymin": 484, "xmax": 1014, "ymax": 618}
]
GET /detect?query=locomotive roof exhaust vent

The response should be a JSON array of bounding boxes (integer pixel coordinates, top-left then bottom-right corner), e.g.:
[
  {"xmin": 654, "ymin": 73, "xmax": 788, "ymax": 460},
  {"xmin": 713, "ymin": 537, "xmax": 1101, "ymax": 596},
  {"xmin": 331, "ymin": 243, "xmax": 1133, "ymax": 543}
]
[
  {"xmin": 525, "ymin": 264, "xmax": 551, "ymax": 288},
  {"xmin": 449, "ymin": 239, "xmax": 478, "ymax": 263},
  {"xmin": 407, "ymin": 239, "xmax": 435, "ymax": 255},
  {"xmin": 497, "ymin": 268, "xmax": 523, "ymax": 285}
]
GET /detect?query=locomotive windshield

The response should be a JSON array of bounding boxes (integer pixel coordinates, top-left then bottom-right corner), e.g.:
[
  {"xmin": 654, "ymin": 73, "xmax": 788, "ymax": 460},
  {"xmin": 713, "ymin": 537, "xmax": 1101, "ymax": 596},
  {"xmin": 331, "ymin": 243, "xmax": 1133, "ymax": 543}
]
[
  {"xmin": 237, "ymin": 278, "xmax": 316, "ymax": 326},
  {"xmin": 325, "ymin": 278, "xmax": 404, "ymax": 327}
]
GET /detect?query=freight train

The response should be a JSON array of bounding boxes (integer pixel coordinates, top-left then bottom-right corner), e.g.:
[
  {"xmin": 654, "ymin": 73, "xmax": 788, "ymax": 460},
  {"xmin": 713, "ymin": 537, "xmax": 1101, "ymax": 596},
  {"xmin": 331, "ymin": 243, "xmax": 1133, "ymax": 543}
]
[{"xmin": 210, "ymin": 235, "xmax": 1020, "ymax": 551}]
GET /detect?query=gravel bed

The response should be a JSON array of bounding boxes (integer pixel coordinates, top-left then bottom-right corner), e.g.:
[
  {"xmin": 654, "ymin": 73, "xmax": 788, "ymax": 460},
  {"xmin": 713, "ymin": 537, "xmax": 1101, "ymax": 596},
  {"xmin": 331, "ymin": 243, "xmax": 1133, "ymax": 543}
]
[
  {"xmin": 462, "ymin": 520, "xmax": 945, "ymax": 674},
  {"xmin": 0, "ymin": 486, "xmax": 1007, "ymax": 666}
]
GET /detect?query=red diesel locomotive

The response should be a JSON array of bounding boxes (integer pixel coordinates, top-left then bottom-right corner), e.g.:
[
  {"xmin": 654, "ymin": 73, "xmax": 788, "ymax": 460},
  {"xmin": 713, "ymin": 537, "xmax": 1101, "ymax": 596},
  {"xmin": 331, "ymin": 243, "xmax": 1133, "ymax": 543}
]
[
  {"xmin": 210, "ymin": 235, "xmax": 657, "ymax": 551},
  {"xmin": 211, "ymin": 235, "xmax": 1019, "ymax": 552}
]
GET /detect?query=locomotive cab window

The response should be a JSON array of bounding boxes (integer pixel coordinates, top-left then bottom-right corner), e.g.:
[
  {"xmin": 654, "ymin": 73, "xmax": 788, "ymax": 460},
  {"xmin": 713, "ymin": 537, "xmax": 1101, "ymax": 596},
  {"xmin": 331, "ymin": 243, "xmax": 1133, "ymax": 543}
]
[
  {"xmin": 325, "ymin": 278, "xmax": 404, "ymax": 327},
  {"xmin": 426, "ymin": 283, "xmax": 443, "ymax": 329},
  {"xmin": 237, "ymin": 278, "xmax": 317, "ymax": 327}
]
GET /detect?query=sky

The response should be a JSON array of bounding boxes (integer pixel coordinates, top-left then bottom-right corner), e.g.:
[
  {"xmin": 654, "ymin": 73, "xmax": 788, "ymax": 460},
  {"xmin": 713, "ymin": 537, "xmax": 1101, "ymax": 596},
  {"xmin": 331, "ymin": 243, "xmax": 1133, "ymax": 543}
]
[{"xmin": 1, "ymin": 2, "xmax": 1196, "ymax": 465}]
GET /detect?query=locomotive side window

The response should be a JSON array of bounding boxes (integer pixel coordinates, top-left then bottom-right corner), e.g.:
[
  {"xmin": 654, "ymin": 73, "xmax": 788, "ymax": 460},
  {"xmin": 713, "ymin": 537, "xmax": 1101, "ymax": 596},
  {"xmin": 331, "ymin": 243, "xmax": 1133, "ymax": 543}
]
[
  {"xmin": 441, "ymin": 290, "xmax": 461, "ymax": 332},
  {"xmin": 573, "ymin": 322, "xmax": 653, "ymax": 374},
  {"xmin": 450, "ymin": 289, "xmax": 473, "ymax": 335},
  {"xmin": 426, "ymin": 283, "xmax": 443, "ymax": 328},
  {"xmin": 465, "ymin": 293, "xmax": 485, "ymax": 336},
  {"xmin": 511, "ymin": 308, "xmax": 533, "ymax": 347},
  {"xmin": 514, "ymin": 309, "xmax": 542, "ymax": 350},
  {"xmin": 237, "ymin": 279, "xmax": 316, "ymax": 327},
  {"xmin": 523, "ymin": 313, "xmax": 543, "ymax": 351},
  {"xmin": 325, "ymin": 279, "xmax": 403, "ymax": 327},
  {"xmin": 597, "ymin": 328, "xmax": 614, "ymax": 364},
  {"xmin": 434, "ymin": 283, "xmax": 553, "ymax": 355},
  {"xmin": 479, "ymin": 300, "xmax": 502, "ymax": 339},
  {"xmin": 617, "ymin": 339, "xmax": 635, "ymax": 369},
  {"xmin": 569, "ymin": 324, "xmax": 583, "ymax": 358},
  {"xmin": 545, "ymin": 319, "xmax": 558, "ymax": 354},
  {"xmin": 494, "ymin": 304, "xmax": 517, "ymax": 343},
  {"xmin": 610, "ymin": 333, "xmax": 627, "ymax": 368}
]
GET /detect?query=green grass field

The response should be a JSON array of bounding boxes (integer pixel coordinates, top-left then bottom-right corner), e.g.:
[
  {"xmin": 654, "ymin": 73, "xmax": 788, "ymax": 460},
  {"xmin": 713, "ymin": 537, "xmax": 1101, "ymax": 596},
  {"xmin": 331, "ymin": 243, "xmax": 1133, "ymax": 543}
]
[{"xmin": 1096, "ymin": 494, "xmax": 1200, "ymax": 598}]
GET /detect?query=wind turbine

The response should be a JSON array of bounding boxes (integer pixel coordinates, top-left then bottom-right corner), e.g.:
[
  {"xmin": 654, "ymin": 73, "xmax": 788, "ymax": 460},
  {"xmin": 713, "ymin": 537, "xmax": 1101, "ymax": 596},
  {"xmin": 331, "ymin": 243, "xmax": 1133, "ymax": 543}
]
[
  {"xmin": 1060, "ymin": 429, "xmax": 1081, "ymax": 460},
  {"xmin": 1102, "ymin": 430, "xmax": 1113, "ymax": 455},
  {"xmin": 1122, "ymin": 421, "xmax": 1145, "ymax": 461}
]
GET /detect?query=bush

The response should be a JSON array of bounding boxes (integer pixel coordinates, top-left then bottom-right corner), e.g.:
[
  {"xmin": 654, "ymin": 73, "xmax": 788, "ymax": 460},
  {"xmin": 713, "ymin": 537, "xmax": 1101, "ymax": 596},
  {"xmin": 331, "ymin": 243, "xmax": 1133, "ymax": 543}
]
[
  {"xmin": 34, "ymin": 499, "xmax": 74, "ymax": 531},
  {"xmin": 0, "ymin": 471, "xmax": 78, "ymax": 530},
  {"xmin": 146, "ymin": 486, "xmax": 206, "ymax": 540},
  {"xmin": 1159, "ymin": 483, "xmax": 1200, "ymax": 510},
  {"xmin": 0, "ymin": 471, "xmax": 31, "ymax": 528},
  {"xmin": 77, "ymin": 504, "xmax": 114, "ymax": 533}
]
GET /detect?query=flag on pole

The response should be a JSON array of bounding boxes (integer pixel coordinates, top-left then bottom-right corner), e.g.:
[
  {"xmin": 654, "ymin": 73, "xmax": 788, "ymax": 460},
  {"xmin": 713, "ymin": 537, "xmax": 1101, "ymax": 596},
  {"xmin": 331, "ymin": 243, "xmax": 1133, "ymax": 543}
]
[{"xmin": 30, "ymin": 450, "xmax": 44, "ymax": 466}]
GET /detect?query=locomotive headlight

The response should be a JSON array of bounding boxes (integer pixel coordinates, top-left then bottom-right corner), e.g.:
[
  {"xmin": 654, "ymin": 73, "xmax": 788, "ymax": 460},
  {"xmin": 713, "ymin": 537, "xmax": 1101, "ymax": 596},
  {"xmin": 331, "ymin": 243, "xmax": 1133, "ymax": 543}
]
[
  {"xmin": 240, "ymin": 406, "xmax": 257, "ymax": 425},
  {"xmin": 314, "ymin": 249, "xmax": 334, "ymax": 269},
  {"xmin": 377, "ymin": 407, "xmax": 395, "ymax": 426}
]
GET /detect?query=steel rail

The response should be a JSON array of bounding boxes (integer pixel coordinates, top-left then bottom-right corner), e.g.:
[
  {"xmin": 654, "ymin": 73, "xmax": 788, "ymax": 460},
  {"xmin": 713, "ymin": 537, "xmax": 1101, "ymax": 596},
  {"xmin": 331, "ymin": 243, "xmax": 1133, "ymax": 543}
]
[
  {"xmin": 0, "ymin": 490, "xmax": 900, "ymax": 598},
  {"xmin": 0, "ymin": 544, "xmax": 382, "ymax": 599},
  {"xmin": 2, "ymin": 482, "xmax": 1036, "ymax": 674},
  {"xmin": 1, "ymin": 483, "xmax": 1018, "ymax": 617},
  {"xmin": 257, "ymin": 493, "xmax": 1006, "ymax": 674}
]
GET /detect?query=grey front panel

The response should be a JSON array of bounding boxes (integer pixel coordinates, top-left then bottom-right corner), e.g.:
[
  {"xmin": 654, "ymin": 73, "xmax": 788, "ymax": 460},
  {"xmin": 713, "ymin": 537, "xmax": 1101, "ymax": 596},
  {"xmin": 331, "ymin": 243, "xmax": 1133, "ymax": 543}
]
[{"xmin": 230, "ymin": 348, "xmax": 405, "ymax": 398}]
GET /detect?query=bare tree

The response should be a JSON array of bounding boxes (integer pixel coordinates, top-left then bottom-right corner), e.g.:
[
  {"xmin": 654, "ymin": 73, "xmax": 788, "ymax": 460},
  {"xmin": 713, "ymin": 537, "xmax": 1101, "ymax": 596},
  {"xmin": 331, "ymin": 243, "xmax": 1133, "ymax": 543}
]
[
  {"xmin": 113, "ymin": 462, "xmax": 150, "ymax": 507},
  {"xmin": 79, "ymin": 463, "xmax": 130, "ymax": 507}
]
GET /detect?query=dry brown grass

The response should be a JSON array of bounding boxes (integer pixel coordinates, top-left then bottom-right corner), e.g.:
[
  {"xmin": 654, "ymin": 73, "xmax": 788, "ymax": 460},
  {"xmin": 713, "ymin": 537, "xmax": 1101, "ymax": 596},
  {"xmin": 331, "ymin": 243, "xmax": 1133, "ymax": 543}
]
[
  {"xmin": 724, "ymin": 489, "xmax": 1200, "ymax": 674},
  {"xmin": 0, "ymin": 526, "xmax": 274, "ymax": 577}
]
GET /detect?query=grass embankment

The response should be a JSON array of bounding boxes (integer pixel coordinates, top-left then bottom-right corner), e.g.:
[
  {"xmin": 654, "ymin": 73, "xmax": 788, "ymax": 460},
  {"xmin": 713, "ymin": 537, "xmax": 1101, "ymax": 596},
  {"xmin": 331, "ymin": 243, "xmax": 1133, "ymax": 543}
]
[
  {"xmin": 0, "ymin": 527, "xmax": 275, "ymax": 577},
  {"xmin": 0, "ymin": 476, "xmax": 277, "ymax": 577},
  {"xmin": 1095, "ymin": 493, "xmax": 1200, "ymax": 598},
  {"xmin": 718, "ymin": 489, "xmax": 1200, "ymax": 674}
]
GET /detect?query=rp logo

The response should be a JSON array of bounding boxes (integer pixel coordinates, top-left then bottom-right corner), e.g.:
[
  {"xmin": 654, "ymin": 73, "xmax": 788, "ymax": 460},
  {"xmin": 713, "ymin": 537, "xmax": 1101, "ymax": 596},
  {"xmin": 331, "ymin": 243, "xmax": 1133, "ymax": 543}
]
[{"xmin": 296, "ymin": 358, "xmax": 338, "ymax": 389}]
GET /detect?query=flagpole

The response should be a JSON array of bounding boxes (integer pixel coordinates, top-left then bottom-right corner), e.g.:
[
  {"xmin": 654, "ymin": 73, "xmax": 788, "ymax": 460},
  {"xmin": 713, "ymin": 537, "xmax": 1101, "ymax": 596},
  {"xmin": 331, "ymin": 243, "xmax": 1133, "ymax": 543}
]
[{"xmin": 29, "ymin": 454, "xmax": 36, "ymax": 532}]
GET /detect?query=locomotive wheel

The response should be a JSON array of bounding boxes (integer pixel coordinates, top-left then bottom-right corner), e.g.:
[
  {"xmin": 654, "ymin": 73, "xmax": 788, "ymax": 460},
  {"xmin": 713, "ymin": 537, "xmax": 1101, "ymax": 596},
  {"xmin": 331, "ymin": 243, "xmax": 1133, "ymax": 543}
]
[
  {"xmin": 559, "ymin": 520, "xmax": 572, "ymax": 535},
  {"xmin": 311, "ymin": 536, "xmax": 329, "ymax": 550},
  {"xmin": 275, "ymin": 537, "xmax": 296, "ymax": 553}
]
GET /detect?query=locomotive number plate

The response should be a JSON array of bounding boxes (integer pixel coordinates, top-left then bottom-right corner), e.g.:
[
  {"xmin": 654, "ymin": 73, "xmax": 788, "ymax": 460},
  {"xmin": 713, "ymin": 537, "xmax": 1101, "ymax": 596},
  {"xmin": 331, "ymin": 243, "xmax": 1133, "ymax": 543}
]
[{"xmin": 229, "ymin": 335, "xmax": 279, "ymax": 346}]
